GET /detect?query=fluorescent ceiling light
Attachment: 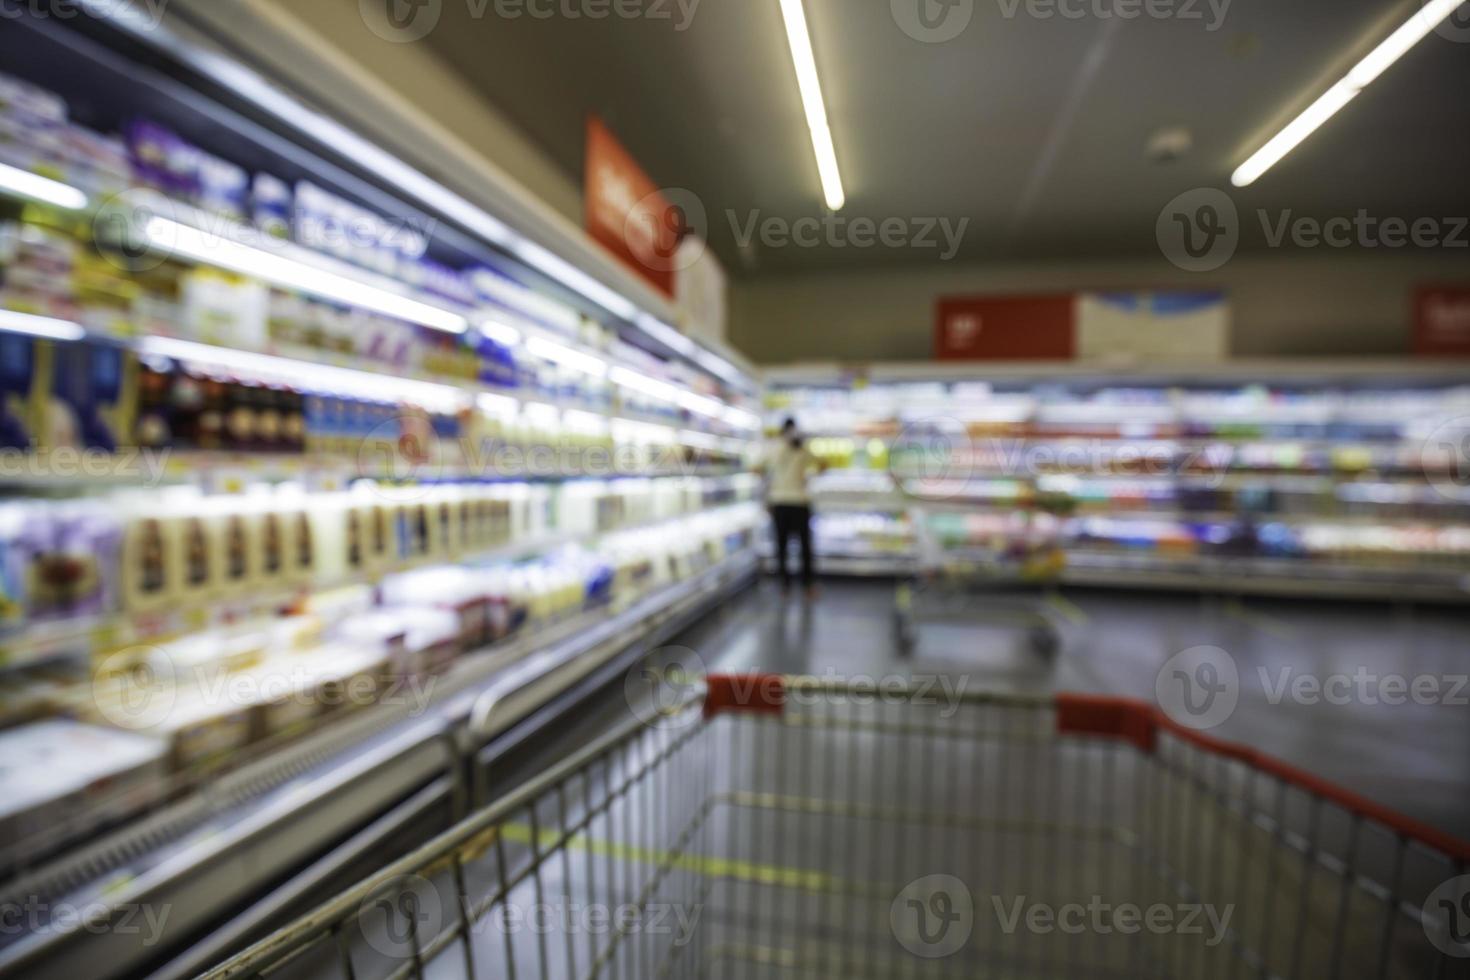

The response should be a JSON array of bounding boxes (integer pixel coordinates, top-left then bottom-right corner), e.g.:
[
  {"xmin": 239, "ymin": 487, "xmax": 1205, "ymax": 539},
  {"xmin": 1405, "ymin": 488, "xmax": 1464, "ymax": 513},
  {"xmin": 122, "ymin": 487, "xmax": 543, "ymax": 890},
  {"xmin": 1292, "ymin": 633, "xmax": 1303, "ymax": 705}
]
[
  {"xmin": 479, "ymin": 319, "xmax": 523, "ymax": 347},
  {"xmin": 137, "ymin": 335, "xmax": 465, "ymax": 413},
  {"xmin": 0, "ymin": 161, "xmax": 88, "ymax": 211},
  {"xmin": 778, "ymin": 0, "xmax": 846, "ymax": 211},
  {"xmin": 526, "ymin": 336, "xmax": 607, "ymax": 377},
  {"xmin": 0, "ymin": 309, "xmax": 87, "ymax": 342},
  {"xmin": 144, "ymin": 218, "xmax": 468, "ymax": 334},
  {"xmin": 1232, "ymin": 0, "xmax": 1464, "ymax": 187}
]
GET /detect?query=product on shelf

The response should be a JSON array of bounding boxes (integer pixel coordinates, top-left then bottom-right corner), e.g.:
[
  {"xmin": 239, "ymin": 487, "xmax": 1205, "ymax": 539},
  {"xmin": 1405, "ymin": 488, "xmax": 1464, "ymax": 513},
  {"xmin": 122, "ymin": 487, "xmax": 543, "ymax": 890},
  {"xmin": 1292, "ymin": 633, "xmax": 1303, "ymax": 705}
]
[
  {"xmin": 0, "ymin": 719, "xmax": 168, "ymax": 844},
  {"xmin": 771, "ymin": 376, "xmax": 1470, "ymax": 588}
]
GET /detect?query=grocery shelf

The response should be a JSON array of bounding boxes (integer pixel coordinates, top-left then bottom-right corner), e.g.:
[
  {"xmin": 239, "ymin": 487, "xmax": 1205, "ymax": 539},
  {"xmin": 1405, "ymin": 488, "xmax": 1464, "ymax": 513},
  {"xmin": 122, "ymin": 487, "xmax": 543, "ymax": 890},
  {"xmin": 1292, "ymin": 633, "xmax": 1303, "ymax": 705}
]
[
  {"xmin": 0, "ymin": 13, "xmax": 774, "ymax": 980},
  {"xmin": 1059, "ymin": 551, "xmax": 1470, "ymax": 602},
  {"xmin": 0, "ymin": 548, "xmax": 757, "ymax": 979},
  {"xmin": 770, "ymin": 362, "xmax": 1470, "ymax": 601},
  {"xmin": 0, "ymin": 499, "xmax": 758, "ymax": 675},
  {"xmin": 0, "ymin": 10, "xmax": 757, "ymax": 395}
]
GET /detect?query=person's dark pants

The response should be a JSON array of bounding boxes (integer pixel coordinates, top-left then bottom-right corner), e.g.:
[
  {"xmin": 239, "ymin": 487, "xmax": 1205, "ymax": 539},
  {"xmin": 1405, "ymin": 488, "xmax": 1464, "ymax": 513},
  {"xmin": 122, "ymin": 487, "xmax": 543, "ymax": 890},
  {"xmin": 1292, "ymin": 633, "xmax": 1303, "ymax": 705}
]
[{"xmin": 770, "ymin": 504, "xmax": 814, "ymax": 588}]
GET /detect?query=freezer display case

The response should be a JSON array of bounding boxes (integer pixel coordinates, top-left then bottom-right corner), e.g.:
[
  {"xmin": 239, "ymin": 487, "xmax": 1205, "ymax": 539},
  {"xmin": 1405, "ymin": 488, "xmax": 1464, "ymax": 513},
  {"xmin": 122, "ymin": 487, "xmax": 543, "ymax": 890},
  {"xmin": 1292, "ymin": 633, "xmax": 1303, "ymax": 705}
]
[{"xmin": 0, "ymin": 6, "xmax": 761, "ymax": 976}]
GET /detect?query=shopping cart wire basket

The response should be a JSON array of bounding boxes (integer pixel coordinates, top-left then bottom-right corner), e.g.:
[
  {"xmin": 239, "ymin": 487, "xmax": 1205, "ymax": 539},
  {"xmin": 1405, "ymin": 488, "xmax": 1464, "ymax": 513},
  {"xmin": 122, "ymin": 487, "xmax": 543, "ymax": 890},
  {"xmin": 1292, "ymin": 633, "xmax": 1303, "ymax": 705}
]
[{"xmin": 197, "ymin": 675, "xmax": 1470, "ymax": 980}]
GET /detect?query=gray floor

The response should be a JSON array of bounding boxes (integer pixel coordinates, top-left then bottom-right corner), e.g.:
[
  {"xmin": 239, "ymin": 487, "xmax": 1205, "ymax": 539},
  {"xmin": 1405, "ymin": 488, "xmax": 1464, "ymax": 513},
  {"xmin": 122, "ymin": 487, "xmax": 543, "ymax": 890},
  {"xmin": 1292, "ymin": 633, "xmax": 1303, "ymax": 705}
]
[
  {"xmin": 278, "ymin": 577, "xmax": 1470, "ymax": 979},
  {"xmin": 674, "ymin": 578, "xmax": 1470, "ymax": 842}
]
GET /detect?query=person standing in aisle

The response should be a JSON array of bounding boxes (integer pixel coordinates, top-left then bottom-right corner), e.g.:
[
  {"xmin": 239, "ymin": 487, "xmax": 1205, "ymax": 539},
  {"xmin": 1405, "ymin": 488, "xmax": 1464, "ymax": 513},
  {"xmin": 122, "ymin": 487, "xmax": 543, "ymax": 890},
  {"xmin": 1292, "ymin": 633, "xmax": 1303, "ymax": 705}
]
[{"xmin": 763, "ymin": 418, "xmax": 825, "ymax": 597}]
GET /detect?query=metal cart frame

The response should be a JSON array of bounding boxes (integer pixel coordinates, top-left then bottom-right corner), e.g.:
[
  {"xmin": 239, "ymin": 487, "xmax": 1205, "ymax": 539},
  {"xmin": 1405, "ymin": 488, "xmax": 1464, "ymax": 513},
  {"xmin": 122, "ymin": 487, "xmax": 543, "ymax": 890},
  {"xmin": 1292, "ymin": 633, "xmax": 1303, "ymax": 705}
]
[
  {"xmin": 891, "ymin": 494, "xmax": 1070, "ymax": 658},
  {"xmin": 196, "ymin": 675, "xmax": 1470, "ymax": 980}
]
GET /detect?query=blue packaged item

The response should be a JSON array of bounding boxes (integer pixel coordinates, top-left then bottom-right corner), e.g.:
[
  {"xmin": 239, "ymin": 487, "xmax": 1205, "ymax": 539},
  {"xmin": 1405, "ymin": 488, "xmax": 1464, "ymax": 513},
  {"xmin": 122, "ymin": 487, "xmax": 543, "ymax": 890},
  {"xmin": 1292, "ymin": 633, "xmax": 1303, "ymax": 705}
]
[
  {"xmin": 0, "ymin": 332, "xmax": 39, "ymax": 451},
  {"xmin": 252, "ymin": 174, "xmax": 292, "ymax": 239},
  {"xmin": 126, "ymin": 120, "xmax": 199, "ymax": 200},
  {"xmin": 584, "ymin": 561, "xmax": 614, "ymax": 606},
  {"xmin": 47, "ymin": 339, "xmax": 135, "ymax": 453}
]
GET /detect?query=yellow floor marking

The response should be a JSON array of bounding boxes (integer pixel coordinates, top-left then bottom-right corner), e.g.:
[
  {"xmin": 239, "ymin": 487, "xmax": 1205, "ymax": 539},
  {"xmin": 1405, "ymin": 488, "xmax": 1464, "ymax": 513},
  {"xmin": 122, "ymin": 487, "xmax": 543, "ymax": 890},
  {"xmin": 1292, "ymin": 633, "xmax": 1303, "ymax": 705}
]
[{"xmin": 495, "ymin": 823, "xmax": 839, "ymax": 893}]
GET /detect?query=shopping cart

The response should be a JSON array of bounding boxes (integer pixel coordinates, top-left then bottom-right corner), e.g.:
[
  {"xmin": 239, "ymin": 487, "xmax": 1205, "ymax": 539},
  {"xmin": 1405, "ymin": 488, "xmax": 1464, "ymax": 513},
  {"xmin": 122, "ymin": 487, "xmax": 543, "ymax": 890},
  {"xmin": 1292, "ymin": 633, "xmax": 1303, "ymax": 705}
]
[
  {"xmin": 196, "ymin": 674, "xmax": 1468, "ymax": 980},
  {"xmin": 891, "ymin": 490, "xmax": 1072, "ymax": 658}
]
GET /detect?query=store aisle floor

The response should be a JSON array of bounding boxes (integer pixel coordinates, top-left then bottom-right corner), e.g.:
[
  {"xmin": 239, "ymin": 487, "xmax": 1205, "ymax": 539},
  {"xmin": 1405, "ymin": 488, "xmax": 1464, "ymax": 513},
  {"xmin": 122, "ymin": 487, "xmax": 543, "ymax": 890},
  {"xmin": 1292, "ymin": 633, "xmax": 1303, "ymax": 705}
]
[{"xmin": 662, "ymin": 579, "xmax": 1470, "ymax": 842}]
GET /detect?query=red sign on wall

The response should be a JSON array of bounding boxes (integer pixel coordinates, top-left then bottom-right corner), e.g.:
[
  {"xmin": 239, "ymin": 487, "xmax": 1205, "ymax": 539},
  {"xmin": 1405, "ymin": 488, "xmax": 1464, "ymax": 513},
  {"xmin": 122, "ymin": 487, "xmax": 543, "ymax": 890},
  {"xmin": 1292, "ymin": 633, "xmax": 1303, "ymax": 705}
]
[
  {"xmin": 935, "ymin": 294, "xmax": 1077, "ymax": 361},
  {"xmin": 584, "ymin": 116, "xmax": 677, "ymax": 298},
  {"xmin": 1414, "ymin": 286, "xmax": 1470, "ymax": 356}
]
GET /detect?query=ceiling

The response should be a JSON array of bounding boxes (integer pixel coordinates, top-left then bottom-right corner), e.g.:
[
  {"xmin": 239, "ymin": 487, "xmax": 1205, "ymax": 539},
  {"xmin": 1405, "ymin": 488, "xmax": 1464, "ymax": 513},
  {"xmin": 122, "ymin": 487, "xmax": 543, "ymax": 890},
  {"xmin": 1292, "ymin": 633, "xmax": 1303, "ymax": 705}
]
[{"xmin": 415, "ymin": 0, "xmax": 1470, "ymax": 276}]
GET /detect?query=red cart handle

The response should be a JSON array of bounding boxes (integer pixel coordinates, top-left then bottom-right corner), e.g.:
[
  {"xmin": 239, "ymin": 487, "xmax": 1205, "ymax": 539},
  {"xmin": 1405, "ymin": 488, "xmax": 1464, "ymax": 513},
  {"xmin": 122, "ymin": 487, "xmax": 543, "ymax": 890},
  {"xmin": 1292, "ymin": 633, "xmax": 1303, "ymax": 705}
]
[
  {"xmin": 1057, "ymin": 693, "xmax": 1470, "ymax": 864},
  {"xmin": 704, "ymin": 674, "xmax": 787, "ymax": 719}
]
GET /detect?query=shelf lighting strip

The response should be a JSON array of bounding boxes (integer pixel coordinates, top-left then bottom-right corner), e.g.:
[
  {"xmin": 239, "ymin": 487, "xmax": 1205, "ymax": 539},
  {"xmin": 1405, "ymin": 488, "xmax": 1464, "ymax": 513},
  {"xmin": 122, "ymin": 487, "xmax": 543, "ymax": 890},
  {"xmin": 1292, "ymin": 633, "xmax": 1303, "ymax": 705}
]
[
  {"xmin": 0, "ymin": 309, "xmax": 88, "ymax": 342},
  {"xmin": 141, "ymin": 217, "xmax": 469, "ymax": 334},
  {"xmin": 609, "ymin": 366, "xmax": 762, "ymax": 432},
  {"xmin": 0, "ymin": 161, "xmax": 89, "ymax": 211},
  {"xmin": 525, "ymin": 336, "xmax": 608, "ymax": 377},
  {"xmin": 137, "ymin": 335, "xmax": 468, "ymax": 413}
]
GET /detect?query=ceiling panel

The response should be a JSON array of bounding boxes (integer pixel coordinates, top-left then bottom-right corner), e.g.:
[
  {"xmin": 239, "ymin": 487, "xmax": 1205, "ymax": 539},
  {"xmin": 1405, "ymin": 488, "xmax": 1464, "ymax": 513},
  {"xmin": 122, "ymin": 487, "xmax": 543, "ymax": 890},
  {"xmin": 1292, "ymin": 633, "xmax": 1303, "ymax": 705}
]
[{"xmin": 413, "ymin": 0, "xmax": 1470, "ymax": 274}]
